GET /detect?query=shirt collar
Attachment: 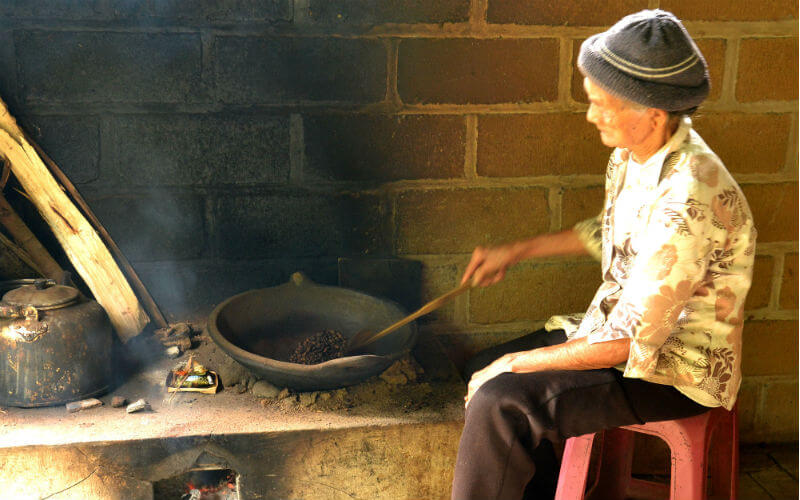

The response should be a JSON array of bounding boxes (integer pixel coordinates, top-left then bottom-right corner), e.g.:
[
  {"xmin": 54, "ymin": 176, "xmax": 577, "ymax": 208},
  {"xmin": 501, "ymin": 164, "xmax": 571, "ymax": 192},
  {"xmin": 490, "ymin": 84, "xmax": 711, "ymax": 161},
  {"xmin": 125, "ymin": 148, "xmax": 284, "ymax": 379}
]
[{"xmin": 627, "ymin": 116, "xmax": 692, "ymax": 187}]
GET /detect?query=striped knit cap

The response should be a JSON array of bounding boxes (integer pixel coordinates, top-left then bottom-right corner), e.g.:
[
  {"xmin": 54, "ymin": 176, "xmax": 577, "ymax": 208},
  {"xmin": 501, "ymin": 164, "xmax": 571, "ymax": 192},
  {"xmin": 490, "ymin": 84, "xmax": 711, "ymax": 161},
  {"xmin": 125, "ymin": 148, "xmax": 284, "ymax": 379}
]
[{"xmin": 578, "ymin": 10, "xmax": 709, "ymax": 111}]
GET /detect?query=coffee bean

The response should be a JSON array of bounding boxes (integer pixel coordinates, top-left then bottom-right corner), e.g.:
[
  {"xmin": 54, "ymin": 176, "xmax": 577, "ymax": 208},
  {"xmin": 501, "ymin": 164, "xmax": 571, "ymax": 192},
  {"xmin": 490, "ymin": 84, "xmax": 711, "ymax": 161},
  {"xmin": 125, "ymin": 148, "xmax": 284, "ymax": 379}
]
[{"xmin": 288, "ymin": 329, "xmax": 346, "ymax": 365}]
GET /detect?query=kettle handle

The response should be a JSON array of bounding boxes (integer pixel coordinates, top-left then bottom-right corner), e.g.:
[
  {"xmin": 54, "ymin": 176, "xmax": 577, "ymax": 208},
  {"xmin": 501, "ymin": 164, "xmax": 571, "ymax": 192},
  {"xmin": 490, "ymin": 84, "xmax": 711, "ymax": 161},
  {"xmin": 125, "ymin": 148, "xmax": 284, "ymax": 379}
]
[{"xmin": 0, "ymin": 304, "xmax": 38, "ymax": 320}]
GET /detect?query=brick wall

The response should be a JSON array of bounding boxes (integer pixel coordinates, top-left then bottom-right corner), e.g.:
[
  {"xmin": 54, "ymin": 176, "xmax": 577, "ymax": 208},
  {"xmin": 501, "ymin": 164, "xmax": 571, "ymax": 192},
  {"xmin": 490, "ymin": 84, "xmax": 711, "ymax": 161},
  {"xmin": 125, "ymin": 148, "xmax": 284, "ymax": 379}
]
[{"xmin": 0, "ymin": 1, "xmax": 796, "ymax": 442}]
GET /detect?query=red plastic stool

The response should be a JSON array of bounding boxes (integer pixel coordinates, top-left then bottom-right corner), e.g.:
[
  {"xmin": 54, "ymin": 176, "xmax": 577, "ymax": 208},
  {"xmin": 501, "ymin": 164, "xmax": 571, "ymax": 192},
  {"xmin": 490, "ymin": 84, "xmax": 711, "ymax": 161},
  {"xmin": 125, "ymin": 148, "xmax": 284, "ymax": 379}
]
[{"xmin": 555, "ymin": 405, "xmax": 738, "ymax": 500}]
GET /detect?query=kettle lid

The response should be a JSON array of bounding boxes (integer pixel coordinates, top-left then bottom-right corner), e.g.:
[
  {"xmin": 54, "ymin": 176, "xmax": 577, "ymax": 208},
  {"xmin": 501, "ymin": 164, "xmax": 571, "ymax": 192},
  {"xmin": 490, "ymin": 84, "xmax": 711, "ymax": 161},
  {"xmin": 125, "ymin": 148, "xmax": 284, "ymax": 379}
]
[{"xmin": 3, "ymin": 279, "xmax": 79, "ymax": 309}]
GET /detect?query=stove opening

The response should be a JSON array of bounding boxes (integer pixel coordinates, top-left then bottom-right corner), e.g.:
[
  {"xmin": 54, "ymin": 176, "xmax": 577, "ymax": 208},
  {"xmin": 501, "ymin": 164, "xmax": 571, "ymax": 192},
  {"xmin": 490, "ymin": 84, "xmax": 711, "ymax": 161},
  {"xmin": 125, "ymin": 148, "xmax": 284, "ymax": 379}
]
[{"xmin": 153, "ymin": 467, "xmax": 239, "ymax": 500}]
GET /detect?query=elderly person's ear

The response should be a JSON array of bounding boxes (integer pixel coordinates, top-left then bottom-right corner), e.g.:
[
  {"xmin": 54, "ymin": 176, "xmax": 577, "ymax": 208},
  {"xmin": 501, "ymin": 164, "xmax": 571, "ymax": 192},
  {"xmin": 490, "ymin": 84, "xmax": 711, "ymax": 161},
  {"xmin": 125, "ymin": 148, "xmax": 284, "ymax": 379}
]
[{"xmin": 648, "ymin": 108, "xmax": 670, "ymax": 129}]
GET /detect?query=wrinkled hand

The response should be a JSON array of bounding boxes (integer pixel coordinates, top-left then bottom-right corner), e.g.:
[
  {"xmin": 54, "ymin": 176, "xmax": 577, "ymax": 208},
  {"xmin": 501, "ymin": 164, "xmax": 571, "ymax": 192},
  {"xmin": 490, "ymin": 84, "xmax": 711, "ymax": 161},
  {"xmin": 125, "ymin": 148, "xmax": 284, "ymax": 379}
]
[
  {"xmin": 464, "ymin": 353, "xmax": 521, "ymax": 408},
  {"xmin": 461, "ymin": 244, "xmax": 519, "ymax": 288}
]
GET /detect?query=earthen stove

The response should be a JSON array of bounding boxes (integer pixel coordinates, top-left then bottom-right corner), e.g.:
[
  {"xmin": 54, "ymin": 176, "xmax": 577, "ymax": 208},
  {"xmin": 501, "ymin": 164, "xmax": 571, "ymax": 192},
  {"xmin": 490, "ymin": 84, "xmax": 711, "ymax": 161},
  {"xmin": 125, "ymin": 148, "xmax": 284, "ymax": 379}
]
[{"xmin": 0, "ymin": 331, "xmax": 465, "ymax": 499}]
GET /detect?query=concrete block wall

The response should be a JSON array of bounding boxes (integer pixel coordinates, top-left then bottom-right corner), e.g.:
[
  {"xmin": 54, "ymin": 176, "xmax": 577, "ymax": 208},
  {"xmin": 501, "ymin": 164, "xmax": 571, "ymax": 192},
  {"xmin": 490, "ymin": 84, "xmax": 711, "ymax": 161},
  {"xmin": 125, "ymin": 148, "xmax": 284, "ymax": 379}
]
[{"xmin": 0, "ymin": 1, "xmax": 796, "ymax": 442}]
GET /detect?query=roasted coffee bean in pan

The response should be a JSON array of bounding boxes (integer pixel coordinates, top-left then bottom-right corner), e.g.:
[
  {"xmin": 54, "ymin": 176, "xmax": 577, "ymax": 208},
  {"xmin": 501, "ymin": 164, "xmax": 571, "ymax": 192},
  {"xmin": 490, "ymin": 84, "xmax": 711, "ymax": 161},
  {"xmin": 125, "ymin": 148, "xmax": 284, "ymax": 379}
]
[{"xmin": 288, "ymin": 329, "xmax": 346, "ymax": 365}]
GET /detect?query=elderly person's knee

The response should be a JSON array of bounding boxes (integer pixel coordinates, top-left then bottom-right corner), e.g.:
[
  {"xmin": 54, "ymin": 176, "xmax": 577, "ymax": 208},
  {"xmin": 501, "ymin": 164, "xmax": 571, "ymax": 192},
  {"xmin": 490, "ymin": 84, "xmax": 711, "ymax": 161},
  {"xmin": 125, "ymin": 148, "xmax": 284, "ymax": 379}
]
[{"xmin": 466, "ymin": 373, "xmax": 538, "ymax": 418}]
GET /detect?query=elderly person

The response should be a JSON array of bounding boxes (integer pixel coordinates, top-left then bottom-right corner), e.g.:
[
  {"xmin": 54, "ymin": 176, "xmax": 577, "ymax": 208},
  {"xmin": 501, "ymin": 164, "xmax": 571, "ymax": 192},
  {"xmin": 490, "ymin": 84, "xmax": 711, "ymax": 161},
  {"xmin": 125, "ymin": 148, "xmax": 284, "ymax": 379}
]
[{"xmin": 452, "ymin": 10, "xmax": 756, "ymax": 500}]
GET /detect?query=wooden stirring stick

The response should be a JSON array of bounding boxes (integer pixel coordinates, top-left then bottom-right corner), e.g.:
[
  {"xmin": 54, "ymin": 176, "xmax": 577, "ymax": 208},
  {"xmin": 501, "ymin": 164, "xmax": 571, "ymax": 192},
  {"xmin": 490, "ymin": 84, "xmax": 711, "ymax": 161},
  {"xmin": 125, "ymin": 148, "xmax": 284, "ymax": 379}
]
[{"xmin": 346, "ymin": 281, "xmax": 472, "ymax": 354}]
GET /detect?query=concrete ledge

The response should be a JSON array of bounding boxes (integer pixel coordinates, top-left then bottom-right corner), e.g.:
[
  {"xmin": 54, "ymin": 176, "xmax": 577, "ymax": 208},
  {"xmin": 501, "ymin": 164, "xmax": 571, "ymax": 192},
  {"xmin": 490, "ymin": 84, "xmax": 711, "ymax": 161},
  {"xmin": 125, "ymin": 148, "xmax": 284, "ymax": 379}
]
[{"xmin": 0, "ymin": 336, "xmax": 466, "ymax": 499}]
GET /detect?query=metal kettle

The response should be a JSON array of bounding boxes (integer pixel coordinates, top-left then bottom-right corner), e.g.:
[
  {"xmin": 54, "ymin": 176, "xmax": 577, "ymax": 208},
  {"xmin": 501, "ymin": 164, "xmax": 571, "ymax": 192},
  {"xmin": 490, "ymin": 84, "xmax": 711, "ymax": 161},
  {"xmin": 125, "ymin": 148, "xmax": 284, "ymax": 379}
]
[{"xmin": 0, "ymin": 279, "xmax": 113, "ymax": 407}]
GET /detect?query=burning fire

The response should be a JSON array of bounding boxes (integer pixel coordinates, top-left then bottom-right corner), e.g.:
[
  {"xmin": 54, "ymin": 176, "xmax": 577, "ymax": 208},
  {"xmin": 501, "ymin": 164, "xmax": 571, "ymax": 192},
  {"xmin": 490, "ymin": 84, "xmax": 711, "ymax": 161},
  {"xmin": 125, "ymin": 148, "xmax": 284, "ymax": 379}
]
[{"xmin": 183, "ymin": 470, "xmax": 237, "ymax": 500}]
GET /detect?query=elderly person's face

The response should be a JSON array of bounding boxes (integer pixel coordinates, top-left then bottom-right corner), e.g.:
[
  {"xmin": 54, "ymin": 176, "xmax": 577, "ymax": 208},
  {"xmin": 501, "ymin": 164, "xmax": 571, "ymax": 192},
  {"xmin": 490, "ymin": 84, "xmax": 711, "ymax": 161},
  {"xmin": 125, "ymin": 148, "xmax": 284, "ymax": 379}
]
[{"xmin": 584, "ymin": 77, "xmax": 658, "ymax": 152}]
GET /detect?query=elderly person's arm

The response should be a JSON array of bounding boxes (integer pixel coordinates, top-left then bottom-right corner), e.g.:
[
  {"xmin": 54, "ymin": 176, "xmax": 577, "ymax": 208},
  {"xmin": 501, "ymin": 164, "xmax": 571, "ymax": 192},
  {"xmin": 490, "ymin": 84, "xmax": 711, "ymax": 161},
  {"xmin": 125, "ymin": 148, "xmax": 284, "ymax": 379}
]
[
  {"xmin": 461, "ymin": 228, "xmax": 592, "ymax": 287},
  {"xmin": 465, "ymin": 336, "xmax": 630, "ymax": 405}
]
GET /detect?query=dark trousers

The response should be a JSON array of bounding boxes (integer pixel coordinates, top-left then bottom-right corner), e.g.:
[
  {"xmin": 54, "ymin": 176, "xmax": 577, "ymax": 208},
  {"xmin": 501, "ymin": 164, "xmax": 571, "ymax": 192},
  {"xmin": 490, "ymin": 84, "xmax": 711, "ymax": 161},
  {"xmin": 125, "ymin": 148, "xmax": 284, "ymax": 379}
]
[{"xmin": 451, "ymin": 329, "xmax": 709, "ymax": 500}]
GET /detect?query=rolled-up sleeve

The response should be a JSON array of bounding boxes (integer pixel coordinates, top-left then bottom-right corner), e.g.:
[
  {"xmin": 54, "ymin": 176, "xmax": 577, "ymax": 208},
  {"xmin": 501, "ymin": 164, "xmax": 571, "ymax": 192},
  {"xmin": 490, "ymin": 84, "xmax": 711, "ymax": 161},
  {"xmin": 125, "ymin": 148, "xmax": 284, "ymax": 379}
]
[{"xmin": 586, "ymin": 167, "xmax": 721, "ymax": 378}]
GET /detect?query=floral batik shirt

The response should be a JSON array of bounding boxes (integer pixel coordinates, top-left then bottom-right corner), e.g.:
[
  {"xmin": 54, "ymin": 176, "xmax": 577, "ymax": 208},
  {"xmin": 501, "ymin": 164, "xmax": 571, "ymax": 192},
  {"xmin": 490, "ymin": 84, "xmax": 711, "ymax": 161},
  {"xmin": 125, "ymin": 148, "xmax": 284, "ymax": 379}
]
[{"xmin": 547, "ymin": 117, "xmax": 756, "ymax": 410}]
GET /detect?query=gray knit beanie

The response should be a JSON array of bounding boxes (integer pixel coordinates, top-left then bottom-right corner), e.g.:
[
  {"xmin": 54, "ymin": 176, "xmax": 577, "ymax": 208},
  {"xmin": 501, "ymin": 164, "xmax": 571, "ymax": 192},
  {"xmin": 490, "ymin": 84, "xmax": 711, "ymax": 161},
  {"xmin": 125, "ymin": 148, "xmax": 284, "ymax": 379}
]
[{"xmin": 578, "ymin": 10, "xmax": 709, "ymax": 111}]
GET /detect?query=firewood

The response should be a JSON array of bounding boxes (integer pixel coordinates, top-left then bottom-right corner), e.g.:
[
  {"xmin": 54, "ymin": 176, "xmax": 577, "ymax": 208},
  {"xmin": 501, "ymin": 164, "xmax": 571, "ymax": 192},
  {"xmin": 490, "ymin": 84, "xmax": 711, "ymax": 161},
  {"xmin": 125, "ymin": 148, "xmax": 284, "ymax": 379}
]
[
  {"xmin": 0, "ymin": 231, "xmax": 44, "ymax": 276},
  {"xmin": 30, "ymin": 140, "xmax": 168, "ymax": 329},
  {"xmin": 0, "ymin": 192, "xmax": 63, "ymax": 279},
  {"xmin": 0, "ymin": 113, "xmax": 148, "ymax": 341}
]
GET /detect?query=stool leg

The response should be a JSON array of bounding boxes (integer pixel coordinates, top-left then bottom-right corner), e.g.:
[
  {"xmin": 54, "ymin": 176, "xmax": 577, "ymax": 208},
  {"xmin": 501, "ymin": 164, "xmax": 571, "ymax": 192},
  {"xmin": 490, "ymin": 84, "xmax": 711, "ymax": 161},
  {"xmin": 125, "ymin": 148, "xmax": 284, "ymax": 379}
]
[
  {"xmin": 587, "ymin": 428, "xmax": 634, "ymax": 500},
  {"xmin": 709, "ymin": 409, "xmax": 738, "ymax": 500},
  {"xmin": 669, "ymin": 423, "xmax": 711, "ymax": 500},
  {"xmin": 555, "ymin": 433, "xmax": 596, "ymax": 500},
  {"xmin": 731, "ymin": 410, "xmax": 739, "ymax": 500}
]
